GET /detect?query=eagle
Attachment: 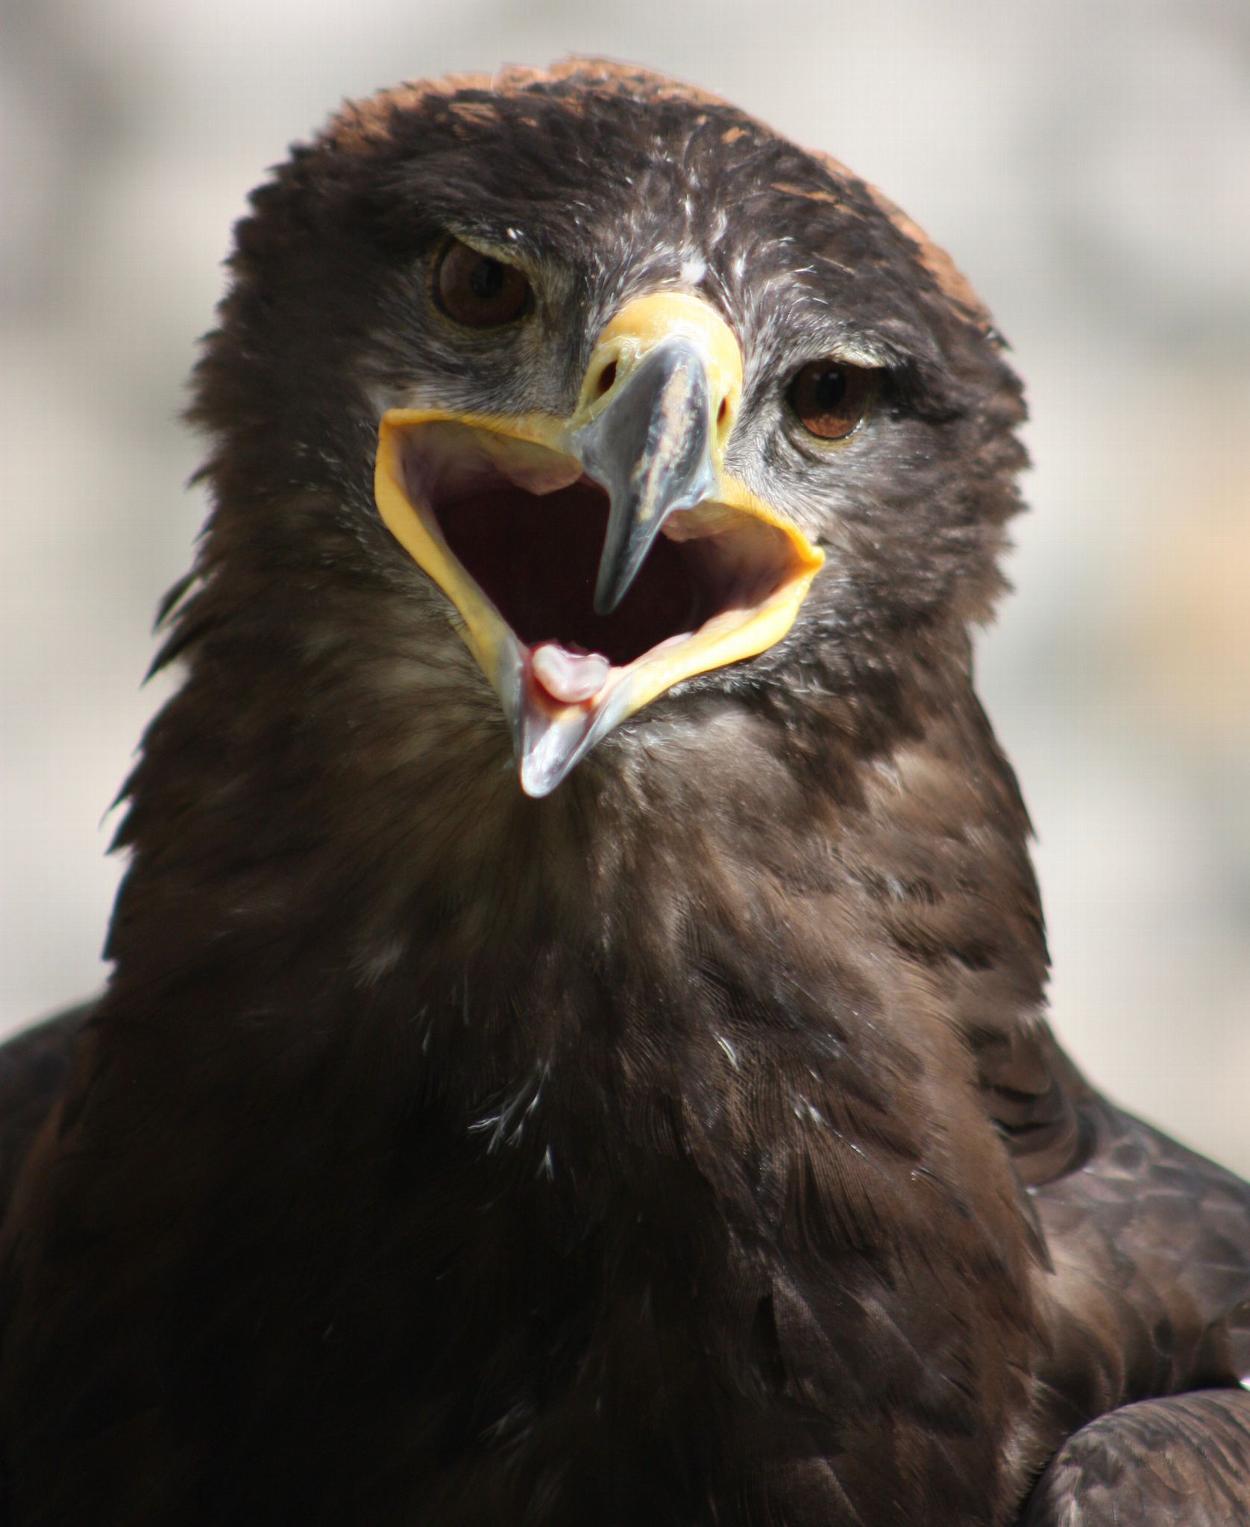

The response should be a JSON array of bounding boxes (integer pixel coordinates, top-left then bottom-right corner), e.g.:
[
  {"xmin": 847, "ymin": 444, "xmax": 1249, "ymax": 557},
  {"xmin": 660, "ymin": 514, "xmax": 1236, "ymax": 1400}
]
[{"xmin": 0, "ymin": 60, "xmax": 1246, "ymax": 1527}]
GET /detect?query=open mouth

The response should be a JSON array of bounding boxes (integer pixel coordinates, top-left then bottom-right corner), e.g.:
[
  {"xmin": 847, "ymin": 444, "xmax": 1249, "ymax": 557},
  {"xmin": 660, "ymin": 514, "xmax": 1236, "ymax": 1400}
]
[
  {"xmin": 393, "ymin": 419, "xmax": 815, "ymax": 714},
  {"xmin": 373, "ymin": 289, "xmax": 826, "ymax": 795},
  {"xmin": 376, "ymin": 400, "xmax": 823, "ymax": 796}
]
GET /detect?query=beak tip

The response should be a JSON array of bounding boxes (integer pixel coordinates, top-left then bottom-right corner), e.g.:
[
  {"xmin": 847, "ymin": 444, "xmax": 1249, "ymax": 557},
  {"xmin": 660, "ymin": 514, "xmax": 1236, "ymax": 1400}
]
[
  {"xmin": 517, "ymin": 751, "xmax": 575, "ymax": 800},
  {"xmin": 592, "ymin": 578, "xmax": 625, "ymax": 618},
  {"xmin": 518, "ymin": 770, "xmax": 555, "ymax": 800}
]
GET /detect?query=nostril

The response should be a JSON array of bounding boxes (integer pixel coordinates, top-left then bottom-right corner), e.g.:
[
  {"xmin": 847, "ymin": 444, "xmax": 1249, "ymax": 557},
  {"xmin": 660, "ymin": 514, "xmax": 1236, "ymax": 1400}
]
[
  {"xmin": 595, "ymin": 360, "xmax": 618, "ymax": 397},
  {"xmin": 716, "ymin": 396, "xmax": 729, "ymax": 428}
]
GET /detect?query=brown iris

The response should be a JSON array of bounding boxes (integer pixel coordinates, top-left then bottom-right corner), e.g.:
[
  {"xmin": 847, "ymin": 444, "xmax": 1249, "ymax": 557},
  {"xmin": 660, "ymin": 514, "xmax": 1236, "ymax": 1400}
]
[
  {"xmin": 433, "ymin": 239, "xmax": 531, "ymax": 328},
  {"xmin": 788, "ymin": 360, "xmax": 876, "ymax": 440}
]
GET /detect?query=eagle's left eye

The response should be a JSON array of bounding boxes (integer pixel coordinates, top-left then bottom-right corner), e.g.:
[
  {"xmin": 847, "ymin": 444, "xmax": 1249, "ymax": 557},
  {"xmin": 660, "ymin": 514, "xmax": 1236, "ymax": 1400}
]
[
  {"xmin": 433, "ymin": 239, "xmax": 532, "ymax": 328},
  {"xmin": 788, "ymin": 360, "xmax": 876, "ymax": 441}
]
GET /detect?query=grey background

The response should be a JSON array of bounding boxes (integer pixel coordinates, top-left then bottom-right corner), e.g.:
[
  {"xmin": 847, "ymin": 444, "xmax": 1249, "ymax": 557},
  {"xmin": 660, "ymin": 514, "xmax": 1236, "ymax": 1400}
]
[{"xmin": 3, "ymin": 0, "xmax": 1248, "ymax": 1173}]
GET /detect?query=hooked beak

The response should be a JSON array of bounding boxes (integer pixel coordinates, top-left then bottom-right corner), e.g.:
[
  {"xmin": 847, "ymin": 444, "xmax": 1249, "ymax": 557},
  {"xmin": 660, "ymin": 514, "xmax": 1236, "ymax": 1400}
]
[
  {"xmin": 374, "ymin": 291, "xmax": 824, "ymax": 797},
  {"xmin": 579, "ymin": 326, "xmax": 719, "ymax": 615}
]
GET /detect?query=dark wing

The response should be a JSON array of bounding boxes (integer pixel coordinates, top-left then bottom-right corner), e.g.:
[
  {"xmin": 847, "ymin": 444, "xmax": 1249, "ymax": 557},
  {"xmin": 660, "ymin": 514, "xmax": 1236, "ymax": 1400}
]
[
  {"xmin": 1018, "ymin": 1390, "xmax": 1250, "ymax": 1526},
  {"xmin": 0, "ymin": 1004, "xmax": 92, "ymax": 1218},
  {"xmin": 1032, "ymin": 1096, "xmax": 1250, "ymax": 1412},
  {"xmin": 979, "ymin": 1015, "xmax": 1250, "ymax": 1519}
]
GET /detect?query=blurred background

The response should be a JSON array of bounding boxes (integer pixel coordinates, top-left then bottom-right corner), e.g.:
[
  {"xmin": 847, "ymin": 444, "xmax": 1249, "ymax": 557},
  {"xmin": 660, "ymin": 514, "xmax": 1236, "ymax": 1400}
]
[{"xmin": 2, "ymin": 0, "xmax": 1248, "ymax": 1173}]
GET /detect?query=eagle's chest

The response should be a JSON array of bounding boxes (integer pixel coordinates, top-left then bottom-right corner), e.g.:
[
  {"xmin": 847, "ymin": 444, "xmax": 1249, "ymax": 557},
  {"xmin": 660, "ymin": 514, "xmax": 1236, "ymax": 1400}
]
[
  {"xmin": 6, "ymin": 911, "xmax": 1042, "ymax": 1527},
  {"xmin": 133, "ymin": 1094, "xmax": 1034, "ymax": 1527}
]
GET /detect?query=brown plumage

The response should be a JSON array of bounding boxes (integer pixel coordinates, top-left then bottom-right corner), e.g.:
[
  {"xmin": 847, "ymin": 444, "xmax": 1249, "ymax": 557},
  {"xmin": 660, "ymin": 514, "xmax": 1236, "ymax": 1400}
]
[{"xmin": 0, "ymin": 61, "xmax": 1246, "ymax": 1526}]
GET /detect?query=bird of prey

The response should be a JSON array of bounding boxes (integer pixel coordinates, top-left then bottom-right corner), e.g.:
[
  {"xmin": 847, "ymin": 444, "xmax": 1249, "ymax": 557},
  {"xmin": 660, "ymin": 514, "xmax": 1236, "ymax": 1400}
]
[{"xmin": 1, "ymin": 59, "xmax": 1247, "ymax": 1527}]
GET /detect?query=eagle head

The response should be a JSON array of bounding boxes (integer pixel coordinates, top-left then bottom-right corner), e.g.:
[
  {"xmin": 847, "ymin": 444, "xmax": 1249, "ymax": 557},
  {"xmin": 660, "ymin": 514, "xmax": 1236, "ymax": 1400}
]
[{"xmin": 183, "ymin": 60, "xmax": 1026, "ymax": 816}]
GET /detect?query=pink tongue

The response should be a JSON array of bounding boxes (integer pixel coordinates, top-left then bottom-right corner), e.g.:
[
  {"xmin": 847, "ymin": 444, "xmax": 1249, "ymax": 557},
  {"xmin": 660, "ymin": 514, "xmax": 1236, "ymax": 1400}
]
[{"xmin": 531, "ymin": 642, "xmax": 611, "ymax": 704}]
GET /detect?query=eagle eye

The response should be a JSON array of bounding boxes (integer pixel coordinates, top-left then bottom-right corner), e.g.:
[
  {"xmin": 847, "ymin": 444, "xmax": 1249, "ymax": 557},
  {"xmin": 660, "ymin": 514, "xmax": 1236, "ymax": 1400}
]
[
  {"xmin": 788, "ymin": 360, "xmax": 876, "ymax": 441},
  {"xmin": 433, "ymin": 239, "xmax": 532, "ymax": 329}
]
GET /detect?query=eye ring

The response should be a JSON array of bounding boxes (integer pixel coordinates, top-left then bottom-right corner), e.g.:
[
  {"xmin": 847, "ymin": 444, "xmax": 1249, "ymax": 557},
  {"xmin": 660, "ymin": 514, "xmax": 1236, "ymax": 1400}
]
[
  {"xmin": 787, "ymin": 359, "xmax": 877, "ymax": 441},
  {"xmin": 432, "ymin": 238, "xmax": 532, "ymax": 329}
]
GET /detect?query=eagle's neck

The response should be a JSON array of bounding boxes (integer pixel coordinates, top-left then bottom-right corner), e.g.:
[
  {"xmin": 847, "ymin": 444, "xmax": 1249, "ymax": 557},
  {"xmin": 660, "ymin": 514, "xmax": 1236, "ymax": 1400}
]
[{"xmin": 106, "ymin": 628, "xmax": 1047, "ymax": 1133}]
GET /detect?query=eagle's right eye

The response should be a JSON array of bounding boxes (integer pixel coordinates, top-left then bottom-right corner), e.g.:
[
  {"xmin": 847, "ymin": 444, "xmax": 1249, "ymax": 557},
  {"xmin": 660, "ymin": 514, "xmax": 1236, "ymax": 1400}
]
[{"xmin": 433, "ymin": 239, "xmax": 532, "ymax": 329}]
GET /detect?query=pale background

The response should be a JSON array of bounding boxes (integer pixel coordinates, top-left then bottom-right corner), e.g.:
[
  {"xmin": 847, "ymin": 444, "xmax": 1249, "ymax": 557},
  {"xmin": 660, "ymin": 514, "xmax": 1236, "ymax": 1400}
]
[{"xmin": 2, "ymin": 0, "xmax": 1248, "ymax": 1173}]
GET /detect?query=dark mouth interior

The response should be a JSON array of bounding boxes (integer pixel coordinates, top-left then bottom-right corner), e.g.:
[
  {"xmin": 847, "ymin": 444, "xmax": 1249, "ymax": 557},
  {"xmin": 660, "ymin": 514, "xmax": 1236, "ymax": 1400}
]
[
  {"xmin": 404, "ymin": 427, "xmax": 795, "ymax": 669},
  {"xmin": 439, "ymin": 479, "xmax": 715, "ymax": 666}
]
